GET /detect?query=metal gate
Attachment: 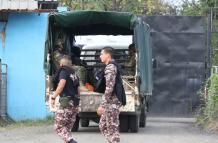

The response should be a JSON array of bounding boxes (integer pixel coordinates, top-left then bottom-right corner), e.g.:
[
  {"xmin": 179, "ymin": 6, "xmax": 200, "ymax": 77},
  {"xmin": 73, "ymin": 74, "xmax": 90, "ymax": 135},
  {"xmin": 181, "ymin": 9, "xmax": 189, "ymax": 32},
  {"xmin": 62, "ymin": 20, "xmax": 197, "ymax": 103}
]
[
  {"xmin": 143, "ymin": 16, "xmax": 207, "ymax": 117},
  {"xmin": 0, "ymin": 59, "xmax": 7, "ymax": 119}
]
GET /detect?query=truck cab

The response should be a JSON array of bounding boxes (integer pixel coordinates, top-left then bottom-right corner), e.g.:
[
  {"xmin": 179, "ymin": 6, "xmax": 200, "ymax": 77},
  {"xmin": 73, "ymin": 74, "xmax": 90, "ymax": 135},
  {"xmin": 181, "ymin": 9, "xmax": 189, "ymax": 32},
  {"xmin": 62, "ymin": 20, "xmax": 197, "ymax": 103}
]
[{"xmin": 44, "ymin": 11, "xmax": 152, "ymax": 133}]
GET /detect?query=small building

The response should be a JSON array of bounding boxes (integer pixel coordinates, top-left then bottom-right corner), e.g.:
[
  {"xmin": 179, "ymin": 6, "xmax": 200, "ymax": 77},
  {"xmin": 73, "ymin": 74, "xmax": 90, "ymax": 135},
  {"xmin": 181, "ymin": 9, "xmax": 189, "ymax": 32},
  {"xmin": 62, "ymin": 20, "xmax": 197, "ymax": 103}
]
[{"xmin": 0, "ymin": 0, "xmax": 59, "ymax": 121}]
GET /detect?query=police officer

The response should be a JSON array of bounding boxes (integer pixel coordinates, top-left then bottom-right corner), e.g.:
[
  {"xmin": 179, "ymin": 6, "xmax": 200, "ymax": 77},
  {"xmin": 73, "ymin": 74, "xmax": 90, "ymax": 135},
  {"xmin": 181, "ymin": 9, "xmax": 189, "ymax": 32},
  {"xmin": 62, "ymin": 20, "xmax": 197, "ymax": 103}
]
[
  {"xmin": 97, "ymin": 47, "xmax": 122, "ymax": 143},
  {"xmin": 51, "ymin": 55, "xmax": 80, "ymax": 143}
]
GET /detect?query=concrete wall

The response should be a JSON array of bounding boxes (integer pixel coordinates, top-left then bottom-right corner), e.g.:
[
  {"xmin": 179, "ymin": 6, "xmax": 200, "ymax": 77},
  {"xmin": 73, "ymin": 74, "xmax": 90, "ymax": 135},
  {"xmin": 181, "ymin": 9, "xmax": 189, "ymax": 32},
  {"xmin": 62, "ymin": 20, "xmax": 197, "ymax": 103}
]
[{"xmin": 0, "ymin": 12, "xmax": 50, "ymax": 120}]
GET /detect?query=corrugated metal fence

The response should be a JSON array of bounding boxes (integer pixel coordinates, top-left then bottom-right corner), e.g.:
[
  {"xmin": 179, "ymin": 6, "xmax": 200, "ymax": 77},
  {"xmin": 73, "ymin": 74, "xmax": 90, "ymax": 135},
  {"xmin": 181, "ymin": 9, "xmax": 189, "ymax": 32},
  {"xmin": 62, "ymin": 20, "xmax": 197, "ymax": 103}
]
[
  {"xmin": 0, "ymin": 0, "xmax": 38, "ymax": 10},
  {"xmin": 0, "ymin": 0, "xmax": 58, "ymax": 11},
  {"xmin": 143, "ymin": 16, "xmax": 206, "ymax": 117},
  {"xmin": 0, "ymin": 59, "xmax": 7, "ymax": 119}
]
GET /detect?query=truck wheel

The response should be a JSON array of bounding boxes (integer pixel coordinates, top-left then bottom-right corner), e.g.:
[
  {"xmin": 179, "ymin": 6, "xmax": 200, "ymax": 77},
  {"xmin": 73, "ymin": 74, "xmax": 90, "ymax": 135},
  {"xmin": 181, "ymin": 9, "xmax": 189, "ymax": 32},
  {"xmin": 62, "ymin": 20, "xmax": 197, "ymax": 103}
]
[
  {"xmin": 92, "ymin": 118, "xmax": 100, "ymax": 124},
  {"xmin": 71, "ymin": 115, "xmax": 80, "ymax": 132},
  {"xmin": 139, "ymin": 107, "xmax": 146, "ymax": 127},
  {"xmin": 81, "ymin": 119, "xmax": 89, "ymax": 127},
  {"xmin": 139, "ymin": 117, "xmax": 146, "ymax": 127},
  {"xmin": 119, "ymin": 115, "xmax": 129, "ymax": 132},
  {"xmin": 129, "ymin": 115, "xmax": 139, "ymax": 133}
]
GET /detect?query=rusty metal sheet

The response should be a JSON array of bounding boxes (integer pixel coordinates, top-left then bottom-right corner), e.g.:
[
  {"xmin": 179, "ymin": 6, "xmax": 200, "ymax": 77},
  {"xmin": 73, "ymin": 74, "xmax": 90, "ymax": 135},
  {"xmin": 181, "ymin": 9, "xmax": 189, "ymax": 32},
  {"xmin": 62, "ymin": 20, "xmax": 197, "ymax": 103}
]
[
  {"xmin": 0, "ymin": 0, "xmax": 38, "ymax": 10},
  {"xmin": 0, "ymin": 0, "xmax": 58, "ymax": 11}
]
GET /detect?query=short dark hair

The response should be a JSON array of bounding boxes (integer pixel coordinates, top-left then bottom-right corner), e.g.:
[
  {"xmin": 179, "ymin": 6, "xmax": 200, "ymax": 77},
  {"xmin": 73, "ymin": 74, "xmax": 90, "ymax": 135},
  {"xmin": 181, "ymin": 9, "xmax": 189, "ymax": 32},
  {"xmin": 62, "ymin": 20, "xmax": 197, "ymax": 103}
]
[
  {"xmin": 128, "ymin": 43, "xmax": 136, "ymax": 52},
  {"xmin": 102, "ymin": 46, "xmax": 114, "ymax": 58},
  {"xmin": 128, "ymin": 43, "xmax": 135, "ymax": 49}
]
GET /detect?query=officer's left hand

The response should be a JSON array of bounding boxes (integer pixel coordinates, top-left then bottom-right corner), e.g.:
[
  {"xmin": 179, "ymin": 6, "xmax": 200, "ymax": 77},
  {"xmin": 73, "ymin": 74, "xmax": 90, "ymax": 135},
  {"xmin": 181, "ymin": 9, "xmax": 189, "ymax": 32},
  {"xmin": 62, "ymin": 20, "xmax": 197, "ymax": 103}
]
[{"xmin": 97, "ymin": 106, "xmax": 105, "ymax": 116}]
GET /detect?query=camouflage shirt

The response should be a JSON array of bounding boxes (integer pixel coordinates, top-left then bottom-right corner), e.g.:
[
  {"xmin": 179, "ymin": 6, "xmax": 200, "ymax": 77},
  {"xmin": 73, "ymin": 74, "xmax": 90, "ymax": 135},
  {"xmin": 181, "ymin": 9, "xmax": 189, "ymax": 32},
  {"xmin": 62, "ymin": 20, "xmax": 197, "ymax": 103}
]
[
  {"xmin": 124, "ymin": 54, "xmax": 136, "ymax": 67},
  {"xmin": 100, "ymin": 60, "xmax": 121, "ymax": 109}
]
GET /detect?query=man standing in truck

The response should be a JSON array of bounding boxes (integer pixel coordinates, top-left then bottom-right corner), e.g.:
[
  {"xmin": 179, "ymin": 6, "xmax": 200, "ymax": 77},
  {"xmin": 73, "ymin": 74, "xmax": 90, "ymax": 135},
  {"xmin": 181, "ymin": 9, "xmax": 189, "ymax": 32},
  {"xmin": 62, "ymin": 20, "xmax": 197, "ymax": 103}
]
[
  {"xmin": 97, "ymin": 46, "xmax": 122, "ymax": 143},
  {"xmin": 122, "ymin": 43, "xmax": 136, "ymax": 75}
]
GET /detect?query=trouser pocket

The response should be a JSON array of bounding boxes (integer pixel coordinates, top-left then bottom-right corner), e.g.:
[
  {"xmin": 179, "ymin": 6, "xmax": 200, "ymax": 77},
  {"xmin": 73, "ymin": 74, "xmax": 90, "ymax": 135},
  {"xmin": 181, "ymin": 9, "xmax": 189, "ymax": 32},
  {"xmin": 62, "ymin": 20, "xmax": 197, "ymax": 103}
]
[{"xmin": 59, "ymin": 96, "xmax": 71, "ymax": 108}]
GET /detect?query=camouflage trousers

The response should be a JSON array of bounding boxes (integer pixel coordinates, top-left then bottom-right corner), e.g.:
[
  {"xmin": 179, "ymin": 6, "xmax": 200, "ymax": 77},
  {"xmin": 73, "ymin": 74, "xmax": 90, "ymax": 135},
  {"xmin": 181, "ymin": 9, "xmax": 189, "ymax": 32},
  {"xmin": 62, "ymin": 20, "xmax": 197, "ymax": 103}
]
[
  {"xmin": 99, "ymin": 106, "xmax": 120, "ymax": 143},
  {"xmin": 54, "ymin": 101, "xmax": 78, "ymax": 143}
]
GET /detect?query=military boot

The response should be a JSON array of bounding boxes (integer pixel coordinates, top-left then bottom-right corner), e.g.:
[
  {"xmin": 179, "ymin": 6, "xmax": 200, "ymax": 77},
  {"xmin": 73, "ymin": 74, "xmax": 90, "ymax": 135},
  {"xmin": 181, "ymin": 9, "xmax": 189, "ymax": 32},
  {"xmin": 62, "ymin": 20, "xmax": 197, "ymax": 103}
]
[{"xmin": 68, "ymin": 139, "xmax": 78, "ymax": 143}]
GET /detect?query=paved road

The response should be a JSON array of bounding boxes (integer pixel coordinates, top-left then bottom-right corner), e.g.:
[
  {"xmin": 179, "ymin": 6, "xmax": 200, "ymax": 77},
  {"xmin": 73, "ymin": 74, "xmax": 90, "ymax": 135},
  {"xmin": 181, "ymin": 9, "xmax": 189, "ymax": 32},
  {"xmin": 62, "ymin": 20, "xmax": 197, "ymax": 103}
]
[{"xmin": 0, "ymin": 118, "xmax": 218, "ymax": 143}]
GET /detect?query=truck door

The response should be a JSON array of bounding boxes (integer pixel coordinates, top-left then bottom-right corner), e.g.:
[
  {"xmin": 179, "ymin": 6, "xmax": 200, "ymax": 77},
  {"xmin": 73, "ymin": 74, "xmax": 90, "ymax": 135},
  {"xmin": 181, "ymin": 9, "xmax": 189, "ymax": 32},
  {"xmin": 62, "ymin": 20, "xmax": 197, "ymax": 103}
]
[{"xmin": 134, "ymin": 18, "xmax": 153, "ymax": 97}]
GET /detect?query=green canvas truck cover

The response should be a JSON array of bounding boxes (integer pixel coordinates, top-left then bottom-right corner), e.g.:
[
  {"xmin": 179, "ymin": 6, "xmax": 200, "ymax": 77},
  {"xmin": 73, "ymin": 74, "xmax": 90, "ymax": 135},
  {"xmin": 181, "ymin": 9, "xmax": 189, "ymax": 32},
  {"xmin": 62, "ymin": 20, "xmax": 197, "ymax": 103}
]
[
  {"xmin": 49, "ymin": 10, "xmax": 137, "ymax": 30},
  {"xmin": 44, "ymin": 10, "xmax": 152, "ymax": 96}
]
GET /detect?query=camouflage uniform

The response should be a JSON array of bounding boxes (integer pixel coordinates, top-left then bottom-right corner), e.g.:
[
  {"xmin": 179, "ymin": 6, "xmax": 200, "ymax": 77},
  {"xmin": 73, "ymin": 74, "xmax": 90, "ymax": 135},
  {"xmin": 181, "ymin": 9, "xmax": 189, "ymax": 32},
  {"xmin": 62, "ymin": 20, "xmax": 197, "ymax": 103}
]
[
  {"xmin": 99, "ymin": 61, "xmax": 122, "ymax": 143},
  {"xmin": 54, "ymin": 100, "xmax": 78, "ymax": 143},
  {"xmin": 123, "ymin": 54, "xmax": 136, "ymax": 75},
  {"xmin": 124, "ymin": 54, "xmax": 136, "ymax": 68}
]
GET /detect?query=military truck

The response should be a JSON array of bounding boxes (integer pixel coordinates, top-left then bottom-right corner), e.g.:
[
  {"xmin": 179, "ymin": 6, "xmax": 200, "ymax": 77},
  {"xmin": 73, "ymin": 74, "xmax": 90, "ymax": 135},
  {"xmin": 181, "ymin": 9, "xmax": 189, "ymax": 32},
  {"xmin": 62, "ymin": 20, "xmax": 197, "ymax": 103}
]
[{"xmin": 44, "ymin": 11, "xmax": 152, "ymax": 133}]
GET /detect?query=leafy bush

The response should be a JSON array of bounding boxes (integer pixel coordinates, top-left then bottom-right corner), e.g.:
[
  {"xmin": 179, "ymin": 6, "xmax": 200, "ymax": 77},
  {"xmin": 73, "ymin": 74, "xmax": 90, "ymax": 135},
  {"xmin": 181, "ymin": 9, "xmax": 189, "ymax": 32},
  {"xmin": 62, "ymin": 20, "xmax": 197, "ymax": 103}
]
[
  {"xmin": 197, "ymin": 74, "xmax": 218, "ymax": 132},
  {"xmin": 207, "ymin": 74, "xmax": 218, "ymax": 117}
]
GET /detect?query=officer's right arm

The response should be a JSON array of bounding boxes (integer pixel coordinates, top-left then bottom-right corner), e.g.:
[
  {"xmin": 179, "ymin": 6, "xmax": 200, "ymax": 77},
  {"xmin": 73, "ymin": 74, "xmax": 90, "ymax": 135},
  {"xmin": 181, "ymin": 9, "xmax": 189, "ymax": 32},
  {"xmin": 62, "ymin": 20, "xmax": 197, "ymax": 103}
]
[
  {"xmin": 100, "ymin": 64, "xmax": 117, "ymax": 108},
  {"xmin": 51, "ymin": 79, "xmax": 66, "ymax": 107},
  {"xmin": 53, "ymin": 70, "xmax": 67, "ymax": 99},
  {"xmin": 54, "ymin": 79, "xmax": 66, "ymax": 97}
]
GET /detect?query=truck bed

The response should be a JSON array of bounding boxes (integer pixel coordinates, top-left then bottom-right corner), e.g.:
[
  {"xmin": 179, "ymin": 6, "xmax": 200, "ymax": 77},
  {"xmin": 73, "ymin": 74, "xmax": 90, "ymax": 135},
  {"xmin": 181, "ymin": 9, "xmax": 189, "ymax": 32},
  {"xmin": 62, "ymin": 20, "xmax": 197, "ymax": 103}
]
[{"xmin": 79, "ymin": 91, "xmax": 136, "ymax": 112}]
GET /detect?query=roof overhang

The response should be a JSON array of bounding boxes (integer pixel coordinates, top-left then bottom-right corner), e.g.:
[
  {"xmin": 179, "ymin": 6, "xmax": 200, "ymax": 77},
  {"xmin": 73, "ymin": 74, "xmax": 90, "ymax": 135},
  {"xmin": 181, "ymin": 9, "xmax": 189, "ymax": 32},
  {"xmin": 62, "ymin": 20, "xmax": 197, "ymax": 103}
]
[{"xmin": 0, "ymin": 0, "xmax": 58, "ymax": 12}]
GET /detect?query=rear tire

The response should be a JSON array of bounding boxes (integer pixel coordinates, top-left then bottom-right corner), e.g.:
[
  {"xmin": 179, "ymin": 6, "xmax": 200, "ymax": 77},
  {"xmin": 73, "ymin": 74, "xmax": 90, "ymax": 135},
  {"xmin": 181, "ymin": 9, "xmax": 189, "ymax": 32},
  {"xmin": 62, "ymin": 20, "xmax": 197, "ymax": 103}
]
[
  {"xmin": 129, "ymin": 115, "xmax": 139, "ymax": 133},
  {"xmin": 140, "ymin": 106, "xmax": 146, "ymax": 127},
  {"xmin": 119, "ymin": 115, "xmax": 129, "ymax": 132},
  {"xmin": 71, "ymin": 115, "xmax": 80, "ymax": 132},
  {"xmin": 139, "ymin": 117, "xmax": 146, "ymax": 127}
]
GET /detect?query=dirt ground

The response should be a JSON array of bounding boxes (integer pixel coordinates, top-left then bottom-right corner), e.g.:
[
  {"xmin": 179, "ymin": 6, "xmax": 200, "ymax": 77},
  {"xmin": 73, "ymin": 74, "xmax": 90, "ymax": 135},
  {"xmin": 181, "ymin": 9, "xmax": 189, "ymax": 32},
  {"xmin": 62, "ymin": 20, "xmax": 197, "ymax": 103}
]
[{"xmin": 0, "ymin": 117, "xmax": 218, "ymax": 143}]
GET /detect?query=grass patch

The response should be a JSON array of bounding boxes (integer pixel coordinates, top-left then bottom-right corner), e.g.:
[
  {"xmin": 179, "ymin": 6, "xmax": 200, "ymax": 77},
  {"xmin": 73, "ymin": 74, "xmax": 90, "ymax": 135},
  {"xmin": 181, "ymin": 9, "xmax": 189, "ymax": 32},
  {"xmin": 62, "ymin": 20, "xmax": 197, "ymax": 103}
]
[
  {"xmin": 0, "ymin": 117, "xmax": 14, "ymax": 127},
  {"xmin": 0, "ymin": 116, "xmax": 54, "ymax": 129},
  {"xmin": 14, "ymin": 116, "xmax": 54, "ymax": 127},
  {"xmin": 197, "ymin": 74, "xmax": 218, "ymax": 133}
]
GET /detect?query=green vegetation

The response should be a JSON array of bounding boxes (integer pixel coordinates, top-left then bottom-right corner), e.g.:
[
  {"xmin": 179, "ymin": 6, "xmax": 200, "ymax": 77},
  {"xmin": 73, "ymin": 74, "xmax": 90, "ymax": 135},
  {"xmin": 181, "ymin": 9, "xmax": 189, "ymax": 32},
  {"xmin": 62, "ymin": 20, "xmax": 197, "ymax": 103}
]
[
  {"xmin": 212, "ymin": 31, "xmax": 218, "ymax": 65},
  {"xmin": 180, "ymin": 0, "xmax": 209, "ymax": 16},
  {"xmin": 58, "ymin": 0, "xmax": 177, "ymax": 15},
  {"xmin": 197, "ymin": 74, "xmax": 218, "ymax": 132},
  {"xmin": 0, "ymin": 116, "xmax": 54, "ymax": 129},
  {"xmin": 179, "ymin": 1, "xmax": 218, "ymax": 132},
  {"xmin": 0, "ymin": 117, "xmax": 13, "ymax": 127}
]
